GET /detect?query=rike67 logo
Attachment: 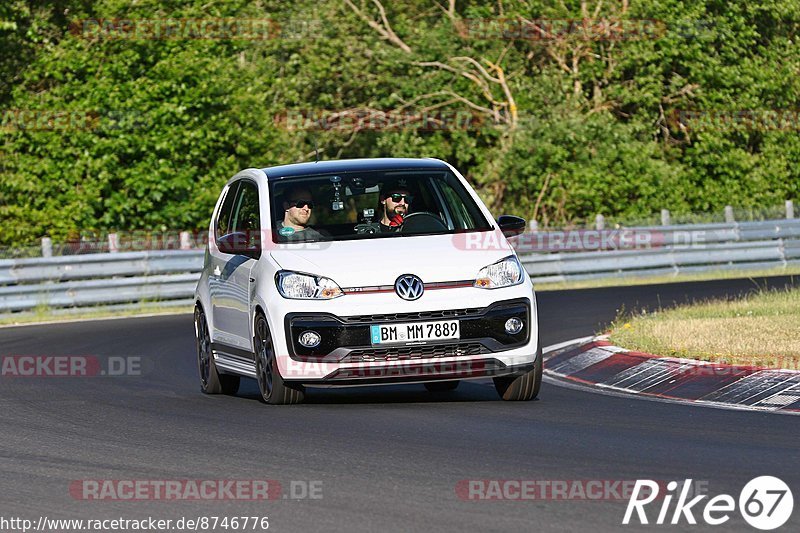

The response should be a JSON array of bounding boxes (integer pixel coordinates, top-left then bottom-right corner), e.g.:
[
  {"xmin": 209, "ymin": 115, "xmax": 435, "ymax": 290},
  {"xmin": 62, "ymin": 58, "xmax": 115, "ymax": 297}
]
[{"xmin": 623, "ymin": 477, "xmax": 793, "ymax": 530}]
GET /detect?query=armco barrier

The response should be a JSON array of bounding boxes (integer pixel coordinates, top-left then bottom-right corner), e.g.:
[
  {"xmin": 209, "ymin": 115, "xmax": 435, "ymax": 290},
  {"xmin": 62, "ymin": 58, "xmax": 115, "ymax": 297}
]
[
  {"xmin": 0, "ymin": 219, "xmax": 798, "ymax": 313},
  {"xmin": 521, "ymin": 238, "xmax": 800, "ymax": 283},
  {"xmin": 0, "ymin": 250, "xmax": 205, "ymax": 284},
  {"xmin": 519, "ymin": 219, "xmax": 800, "ymax": 283},
  {"xmin": 0, "ymin": 251, "xmax": 204, "ymax": 313}
]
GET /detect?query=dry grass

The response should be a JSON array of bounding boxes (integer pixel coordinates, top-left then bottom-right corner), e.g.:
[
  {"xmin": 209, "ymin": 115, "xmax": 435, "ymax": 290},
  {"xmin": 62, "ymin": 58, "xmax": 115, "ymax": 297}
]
[
  {"xmin": 0, "ymin": 302, "xmax": 192, "ymax": 327},
  {"xmin": 535, "ymin": 265, "xmax": 800, "ymax": 291},
  {"xmin": 608, "ymin": 288, "xmax": 800, "ymax": 369}
]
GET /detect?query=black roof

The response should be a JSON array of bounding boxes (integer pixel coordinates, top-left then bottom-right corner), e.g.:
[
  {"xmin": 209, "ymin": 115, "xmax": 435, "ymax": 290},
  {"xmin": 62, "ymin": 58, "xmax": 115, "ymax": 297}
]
[{"xmin": 261, "ymin": 158, "xmax": 449, "ymax": 180}]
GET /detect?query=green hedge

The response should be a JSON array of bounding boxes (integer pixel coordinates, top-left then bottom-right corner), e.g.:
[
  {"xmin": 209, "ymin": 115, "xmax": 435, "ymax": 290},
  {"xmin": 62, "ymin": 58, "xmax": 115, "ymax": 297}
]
[{"xmin": 1, "ymin": 0, "xmax": 798, "ymax": 245}]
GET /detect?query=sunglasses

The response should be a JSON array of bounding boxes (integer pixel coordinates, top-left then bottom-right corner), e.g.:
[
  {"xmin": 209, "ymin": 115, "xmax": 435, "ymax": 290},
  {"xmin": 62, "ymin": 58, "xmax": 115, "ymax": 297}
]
[
  {"xmin": 388, "ymin": 193, "xmax": 414, "ymax": 203},
  {"xmin": 289, "ymin": 199, "xmax": 314, "ymax": 209}
]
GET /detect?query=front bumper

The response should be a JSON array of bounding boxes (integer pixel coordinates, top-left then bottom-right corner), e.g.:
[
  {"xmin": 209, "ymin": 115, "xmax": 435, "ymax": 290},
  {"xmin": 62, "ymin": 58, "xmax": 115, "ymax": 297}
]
[
  {"xmin": 272, "ymin": 297, "xmax": 538, "ymax": 384},
  {"xmin": 285, "ymin": 297, "xmax": 531, "ymax": 362},
  {"xmin": 301, "ymin": 359, "xmax": 536, "ymax": 386}
]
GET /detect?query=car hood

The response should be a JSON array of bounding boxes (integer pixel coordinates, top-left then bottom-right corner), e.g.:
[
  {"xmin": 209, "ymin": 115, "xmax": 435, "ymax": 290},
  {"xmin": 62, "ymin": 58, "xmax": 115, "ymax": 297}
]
[{"xmin": 269, "ymin": 232, "xmax": 513, "ymax": 287}]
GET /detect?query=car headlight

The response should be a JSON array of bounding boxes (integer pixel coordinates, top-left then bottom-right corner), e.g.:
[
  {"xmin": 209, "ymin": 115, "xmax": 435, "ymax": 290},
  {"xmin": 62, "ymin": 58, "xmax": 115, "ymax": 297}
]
[
  {"xmin": 276, "ymin": 271, "xmax": 343, "ymax": 299},
  {"xmin": 474, "ymin": 256, "xmax": 524, "ymax": 289}
]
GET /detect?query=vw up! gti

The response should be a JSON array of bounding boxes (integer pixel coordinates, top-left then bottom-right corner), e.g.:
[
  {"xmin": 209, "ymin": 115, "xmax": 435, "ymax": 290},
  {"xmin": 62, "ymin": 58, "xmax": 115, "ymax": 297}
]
[{"xmin": 194, "ymin": 158, "xmax": 540, "ymax": 404}]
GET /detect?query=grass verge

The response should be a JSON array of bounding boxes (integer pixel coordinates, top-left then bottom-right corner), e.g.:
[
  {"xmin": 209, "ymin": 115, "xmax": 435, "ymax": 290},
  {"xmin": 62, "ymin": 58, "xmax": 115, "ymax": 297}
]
[
  {"xmin": 608, "ymin": 287, "xmax": 800, "ymax": 369},
  {"xmin": 535, "ymin": 265, "xmax": 800, "ymax": 291},
  {"xmin": 0, "ymin": 301, "xmax": 193, "ymax": 327}
]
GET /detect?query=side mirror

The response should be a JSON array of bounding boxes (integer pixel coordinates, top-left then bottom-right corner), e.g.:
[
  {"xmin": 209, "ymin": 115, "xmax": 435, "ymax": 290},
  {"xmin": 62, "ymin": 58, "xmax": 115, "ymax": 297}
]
[
  {"xmin": 497, "ymin": 215, "xmax": 526, "ymax": 237},
  {"xmin": 217, "ymin": 232, "xmax": 261, "ymax": 259}
]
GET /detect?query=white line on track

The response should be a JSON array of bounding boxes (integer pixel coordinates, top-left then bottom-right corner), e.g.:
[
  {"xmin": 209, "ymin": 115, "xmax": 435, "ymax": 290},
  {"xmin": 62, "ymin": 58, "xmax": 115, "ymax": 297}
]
[{"xmin": 543, "ymin": 336, "xmax": 595, "ymax": 354}]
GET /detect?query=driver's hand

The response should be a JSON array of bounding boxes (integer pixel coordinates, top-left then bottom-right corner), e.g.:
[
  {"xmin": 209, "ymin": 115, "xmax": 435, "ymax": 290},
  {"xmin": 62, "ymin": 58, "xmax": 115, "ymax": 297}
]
[{"xmin": 389, "ymin": 213, "xmax": 404, "ymax": 227}]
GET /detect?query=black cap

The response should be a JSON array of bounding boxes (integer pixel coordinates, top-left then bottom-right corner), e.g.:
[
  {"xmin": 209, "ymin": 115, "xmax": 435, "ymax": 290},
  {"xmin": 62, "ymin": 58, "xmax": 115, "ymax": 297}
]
[{"xmin": 381, "ymin": 177, "xmax": 411, "ymax": 197}]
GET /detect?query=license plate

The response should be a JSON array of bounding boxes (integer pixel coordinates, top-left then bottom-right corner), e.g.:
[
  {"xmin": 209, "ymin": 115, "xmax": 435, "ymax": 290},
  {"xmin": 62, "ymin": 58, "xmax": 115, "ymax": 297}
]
[{"xmin": 370, "ymin": 320, "xmax": 460, "ymax": 345}]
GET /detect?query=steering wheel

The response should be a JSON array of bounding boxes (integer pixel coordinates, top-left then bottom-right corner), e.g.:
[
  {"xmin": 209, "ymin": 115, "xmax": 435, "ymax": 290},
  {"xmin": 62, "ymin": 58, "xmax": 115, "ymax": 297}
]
[{"xmin": 399, "ymin": 212, "xmax": 448, "ymax": 233}]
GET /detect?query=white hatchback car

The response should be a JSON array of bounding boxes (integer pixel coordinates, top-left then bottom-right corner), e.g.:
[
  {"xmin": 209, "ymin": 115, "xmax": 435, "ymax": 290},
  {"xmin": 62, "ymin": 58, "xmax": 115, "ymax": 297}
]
[{"xmin": 194, "ymin": 158, "xmax": 540, "ymax": 404}]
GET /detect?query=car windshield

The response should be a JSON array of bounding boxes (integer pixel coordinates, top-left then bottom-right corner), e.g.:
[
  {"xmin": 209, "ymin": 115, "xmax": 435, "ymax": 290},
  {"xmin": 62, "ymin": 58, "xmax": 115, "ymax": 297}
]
[{"xmin": 269, "ymin": 170, "xmax": 493, "ymax": 243}]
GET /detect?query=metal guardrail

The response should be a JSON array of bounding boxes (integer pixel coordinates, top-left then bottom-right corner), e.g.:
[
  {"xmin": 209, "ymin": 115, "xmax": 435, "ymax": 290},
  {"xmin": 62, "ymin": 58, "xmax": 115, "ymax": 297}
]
[
  {"xmin": 0, "ymin": 250, "xmax": 204, "ymax": 284},
  {"xmin": 0, "ymin": 251, "xmax": 204, "ymax": 313},
  {"xmin": 0, "ymin": 219, "xmax": 798, "ymax": 313},
  {"xmin": 520, "ymin": 219, "xmax": 800, "ymax": 283}
]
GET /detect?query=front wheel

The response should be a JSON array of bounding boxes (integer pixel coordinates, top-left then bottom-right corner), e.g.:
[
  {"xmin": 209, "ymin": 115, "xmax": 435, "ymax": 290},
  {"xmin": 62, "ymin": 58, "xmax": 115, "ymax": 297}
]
[
  {"xmin": 195, "ymin": 306, "xmax": 240, "ymax": 395},
  {"xmin": 254, "ymin": 314, "xmax": 305, "ymax": 405},
  {"xmin": 493, "ymin": 340, "xmax": 542, "ymax": 401}
]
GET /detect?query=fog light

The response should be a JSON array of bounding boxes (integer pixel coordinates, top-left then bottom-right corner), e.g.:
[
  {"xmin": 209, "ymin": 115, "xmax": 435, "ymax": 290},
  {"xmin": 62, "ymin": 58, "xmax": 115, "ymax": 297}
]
[
  {"xmin": 298, "ymin": 330, "xmax": 321, "ymax": 348},
  {"xmin": 504, "ymin": 317, "xmax": 523, "ymax": 335}
]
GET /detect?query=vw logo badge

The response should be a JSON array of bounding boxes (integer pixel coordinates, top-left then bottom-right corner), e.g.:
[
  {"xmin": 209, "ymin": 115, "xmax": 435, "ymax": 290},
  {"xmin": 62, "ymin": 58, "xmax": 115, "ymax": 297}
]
[{"xmin": 395, "ymin": 274, "xmax": 424, "ymax": 301}]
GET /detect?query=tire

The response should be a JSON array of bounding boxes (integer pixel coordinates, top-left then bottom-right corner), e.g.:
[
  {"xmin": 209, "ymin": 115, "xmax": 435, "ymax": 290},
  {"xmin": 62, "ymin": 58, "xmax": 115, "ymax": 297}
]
[
  {"xmin": 195, "ymin": 306, "xmax": 240, "ymax": 395},
  {"xmin": 254, "ymin": 313, "xmax": 305, "ymax": 405},
  {"xmin": 424, "ymin": 380, "xmax": 459, "ymax": 392},
  {"xmin": 493, "ymin": 339, "xmax": 542, "ymax": 401}
]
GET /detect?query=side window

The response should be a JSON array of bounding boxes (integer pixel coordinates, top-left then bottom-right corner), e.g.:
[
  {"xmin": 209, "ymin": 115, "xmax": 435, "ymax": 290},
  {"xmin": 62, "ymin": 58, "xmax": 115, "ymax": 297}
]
[
  {"xmin": 231, "ymin": 181, "xmax": 261, "ymax": 250},
  {"xmin": 215, "ymin": 183, "xmax": 239, "ymax": 241}
]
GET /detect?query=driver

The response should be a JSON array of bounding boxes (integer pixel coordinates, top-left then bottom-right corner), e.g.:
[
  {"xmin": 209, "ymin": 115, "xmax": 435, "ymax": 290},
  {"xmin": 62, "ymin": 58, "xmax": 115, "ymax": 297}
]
[
  {"xmin": 379, "ymin": 180, "xmax": 414, "ymax": 233},
  {"xmin": 278, "ymin": 186, "xmax": 323, "ymax": 241}
]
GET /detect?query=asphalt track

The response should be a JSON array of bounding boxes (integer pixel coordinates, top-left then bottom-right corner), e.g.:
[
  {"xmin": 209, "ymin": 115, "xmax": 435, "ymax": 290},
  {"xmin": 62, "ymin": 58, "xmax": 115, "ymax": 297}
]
[{"xmin": 1, "ymin": 276, "xmax": 799, "ymax": 532}]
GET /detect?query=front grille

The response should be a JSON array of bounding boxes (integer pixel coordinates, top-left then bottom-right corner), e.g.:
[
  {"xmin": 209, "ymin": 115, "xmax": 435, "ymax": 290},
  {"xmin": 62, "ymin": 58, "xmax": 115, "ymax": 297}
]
[
  {"xmin": 342, "ymin": 342, "xmax": 487, "ymax": 363},
  {"xmin": 341, "ymin": 308, "xmax": 484, "ymax": 324}
]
